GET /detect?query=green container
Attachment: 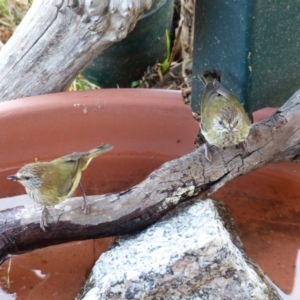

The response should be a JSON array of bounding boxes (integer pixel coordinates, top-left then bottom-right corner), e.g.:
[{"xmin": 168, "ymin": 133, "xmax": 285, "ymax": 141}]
[
  {"xmin": 82, "ymin": 0, "xmax": 174, "ymax": 88},
  {"xmin": 191, "ymin": 0, "xmax": 300, "ymax": 115}
]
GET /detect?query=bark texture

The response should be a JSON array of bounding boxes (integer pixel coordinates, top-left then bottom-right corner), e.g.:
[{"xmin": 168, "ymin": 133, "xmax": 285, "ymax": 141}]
[
  {"xmin": 0, "ymin": 0, "xmax": 153, "ymax": 102},
  {"xmin": 0, "ymin": 89, "xmax": 299, "ymax": 264}
]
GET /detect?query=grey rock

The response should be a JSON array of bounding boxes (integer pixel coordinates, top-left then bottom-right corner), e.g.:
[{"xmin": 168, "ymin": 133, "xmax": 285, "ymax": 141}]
[{"xmin": 78, "ymin": 199, "xmax": 282, "ymax": 300}]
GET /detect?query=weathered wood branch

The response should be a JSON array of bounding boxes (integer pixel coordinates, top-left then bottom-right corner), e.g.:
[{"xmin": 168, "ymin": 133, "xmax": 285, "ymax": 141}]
[
  {"xmin": 0, "ymin": 89, "xmax": 300, "ymax": 264},
  {"xmin": 0, "ymin": 0, "xmax": 152, "ymax": 102}
]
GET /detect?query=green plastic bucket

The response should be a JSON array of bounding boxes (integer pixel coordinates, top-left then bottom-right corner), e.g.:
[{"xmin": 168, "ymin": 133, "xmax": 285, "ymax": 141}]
[{"xmin": 82, "ymin": 0, "xmax": 174, "ymax": 88}]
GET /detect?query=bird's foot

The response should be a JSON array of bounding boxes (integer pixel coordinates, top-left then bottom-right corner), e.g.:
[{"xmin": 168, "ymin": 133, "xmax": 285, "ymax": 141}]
[
  {"xmin": 81, "ymin": 199, "xmax": 89, "ymax": 214},
  {"xmin": 204, "ymin": 143, "xmax": 212, "ymax": 162},
  {"xmin": 240, "ymin": 139, "xmax": 249, "ymax": 153},
  {"xmin": 79, "ymin": 181, "xmax": 89, "ymax": 214},
  {"xmin": 40, "ymin": 207, "xmax": 48, "ymax": 232}
]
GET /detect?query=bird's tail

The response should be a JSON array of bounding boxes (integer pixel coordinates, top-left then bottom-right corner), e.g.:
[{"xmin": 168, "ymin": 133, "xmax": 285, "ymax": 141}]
[
  {"xmin": 87, "ymin": 144, "xmax": 113, "ymax": 159},
  {"xmin": 80, "ymin": 144, "xmax": 113, "ymax": 170},
  {"xmin": 199, "ymin": 70, "xmax": 221, "ymax": 85}
]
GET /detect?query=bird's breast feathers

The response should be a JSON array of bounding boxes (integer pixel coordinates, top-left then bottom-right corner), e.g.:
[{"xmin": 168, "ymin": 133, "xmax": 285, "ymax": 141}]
[{"xmin": 202, "ymin": 126, "xmax": 250, "ymax": 148}]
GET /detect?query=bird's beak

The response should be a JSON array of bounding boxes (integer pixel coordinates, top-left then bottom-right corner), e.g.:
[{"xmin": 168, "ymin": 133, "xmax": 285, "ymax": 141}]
[{"xmin": 7, "ymin": 175, "xmax": 19, "ymax": 181}]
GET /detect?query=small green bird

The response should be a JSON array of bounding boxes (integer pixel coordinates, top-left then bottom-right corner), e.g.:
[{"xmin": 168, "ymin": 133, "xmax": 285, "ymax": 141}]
[
  {"xmin": 199, "ymin": 70, "xmax": 251, "ymax": 161},
  {"xmin": 7, "ymin": 144, "xmax": 113, "ymax": 231}
]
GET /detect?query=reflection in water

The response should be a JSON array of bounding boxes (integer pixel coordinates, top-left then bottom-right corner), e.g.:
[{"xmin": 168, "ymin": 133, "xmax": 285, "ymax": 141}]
[
  {"xmin": 275, "ymin": 251, "xmax": 300, "ymax": 300},
  {"xmin": 290, "ymin": 250, "xmax": 300, "ymax": 298},
  {"xmin": 0, "ymin": 237, "xmax": 115, "ymax": 299},
  {"xmin": 32, "ymin": 269, "xmax": 47, "ymax": 280},
  {"xmin": 0, "ymin": 194, "xmax": 34, "ymax": 210},
  {"xmin": 0, "ymin": 258, "xmax": 16, "ymax": 300},
  {"xmin": 214, "ymin": 162, "xmax": 300, "ymax": 300},
  {"xmin": 0, "ymin": 287, "xmax": 16, "ymax": 300}
]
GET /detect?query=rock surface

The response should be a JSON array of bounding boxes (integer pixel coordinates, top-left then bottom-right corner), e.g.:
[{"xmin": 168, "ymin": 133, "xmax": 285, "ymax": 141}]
[{"xmin": 78, "ymin": 199, "xmax": 282, "ymax": 300}]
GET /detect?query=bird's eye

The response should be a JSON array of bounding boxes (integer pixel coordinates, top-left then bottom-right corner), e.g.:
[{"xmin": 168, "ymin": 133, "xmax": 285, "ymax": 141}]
[
  {"xmin": 24, "ymin": 176, "xmax": 30, "ymax": 180},
  {"xmin": 218, "ymin": 120, "xmax": 223, "ymax": 125}
]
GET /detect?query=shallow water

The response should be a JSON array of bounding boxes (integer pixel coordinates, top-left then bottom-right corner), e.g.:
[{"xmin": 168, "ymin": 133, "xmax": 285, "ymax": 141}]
[
  {"xmin": 214, "ymin": 162, "xmax": 300, "ymax": 299},
  {"xmin": 0, "ymin": 158, "xmax": 299, "ymax": 299}
]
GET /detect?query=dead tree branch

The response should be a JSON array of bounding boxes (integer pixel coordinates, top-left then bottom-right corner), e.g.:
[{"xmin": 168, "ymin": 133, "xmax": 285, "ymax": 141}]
[
  {"xmin": 0, "ymin": 0, "xmax": 152, "ymax": 102},
  {"xmin": 0, "ymin": 89, "xmax": 300, "ymax": 264}
]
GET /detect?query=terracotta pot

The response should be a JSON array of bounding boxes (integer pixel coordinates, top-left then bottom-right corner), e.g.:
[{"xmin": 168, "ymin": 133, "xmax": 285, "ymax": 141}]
[
  {"xmin": 0, "ymin": 94, "xmax": 298, "ymax": 299},
  {"xmin": 0, "ymin": 89, "xmax": 198, "ymax": 299}
]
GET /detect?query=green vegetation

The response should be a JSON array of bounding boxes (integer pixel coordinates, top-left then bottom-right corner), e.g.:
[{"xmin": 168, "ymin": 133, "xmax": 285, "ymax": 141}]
[
  {"xmin": 68, "ymin": 75, "xmax": 100, "ymax": 91},
  {"xmin": 161, "ymin": 29, "xmax": 171, "ymax": 73},
  {"xmin": 131, "ymin": 80, "xmax": 142, "ymax": 88},
  {"xmin": 0, "ymin": 0, "xmax": 27, "ymax": 27}
]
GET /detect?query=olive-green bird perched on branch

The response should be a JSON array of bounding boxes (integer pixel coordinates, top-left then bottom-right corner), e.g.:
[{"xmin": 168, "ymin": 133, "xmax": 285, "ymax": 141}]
[
  {"xmin": 7, "ymin": 144, "xmax": 113, "ymax": 231},
  {"xmin": 199, "ymin": 70, "xmax": 251, "ymax": 161}
]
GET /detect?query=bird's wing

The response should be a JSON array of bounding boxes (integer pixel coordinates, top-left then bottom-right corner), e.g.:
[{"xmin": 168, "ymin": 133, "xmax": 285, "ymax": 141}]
[
  {"xmin": 51, "ymin": 155, "xmax": 82, "ymax": 199},
  {"xmin": 56, "ymin": 160, "xmax": 81, "ymax": 199},
  {"xmin": 201, "ymin": 82, "xmax": 219, "ymax": 116},
  {"xmin": 56, "ymin": 176, "xmax": 74, "ymax": 199},
  {"xmin": 216, "ymin": 82, "xmax": 241, "ymax": 103},
  {"xmin": 217, "ymin": 83, "xmax": 252, "ymax": 123},
  {"xmin": 56, "ymin": 152, "xmax": 85, "ymax": 162}
]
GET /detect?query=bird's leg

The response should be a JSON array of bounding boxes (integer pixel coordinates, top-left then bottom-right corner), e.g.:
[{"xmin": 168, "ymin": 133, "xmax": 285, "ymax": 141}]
[
  {"xmin": 79, "ymin": 181, "xmax": 89, "ymax": 214},
  {"xmin": 40, "ymin": 206, "xmax": 48, "ymax": 232},
  {"xmin": 204, "ymin": 143, "xmax": 212, "ymax": 162},
  {"xmin": 241, "ymin": 139, "xmax": 249, "ymax": 153}
]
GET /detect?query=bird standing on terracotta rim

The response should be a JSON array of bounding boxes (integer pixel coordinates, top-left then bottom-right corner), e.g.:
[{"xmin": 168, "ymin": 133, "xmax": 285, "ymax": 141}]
[
  {"xmin": 7, "ymin": 144, "xmax": 113, "ymax": 231},
  {"xmin": 199, "ymin": 70, "xmax": 251, "ymax": 161}
]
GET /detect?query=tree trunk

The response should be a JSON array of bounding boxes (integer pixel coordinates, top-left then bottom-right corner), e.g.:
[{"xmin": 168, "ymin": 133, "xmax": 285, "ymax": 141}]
[
  {"xmin": 0, "ymin": 0, "xmax": 152, "ymax": 102},
  {"xmin": 0, "ymin": 89, "xmax": 299, "ymax": 264}
]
